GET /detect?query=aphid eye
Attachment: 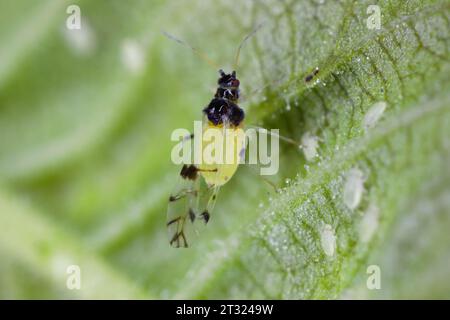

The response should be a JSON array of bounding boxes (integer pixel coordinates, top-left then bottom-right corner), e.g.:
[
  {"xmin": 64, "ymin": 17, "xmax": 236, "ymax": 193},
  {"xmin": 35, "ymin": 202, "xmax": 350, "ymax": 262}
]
[{"xmin": 231, "ymin": 79, "xmax": 240, "ymax": 87}]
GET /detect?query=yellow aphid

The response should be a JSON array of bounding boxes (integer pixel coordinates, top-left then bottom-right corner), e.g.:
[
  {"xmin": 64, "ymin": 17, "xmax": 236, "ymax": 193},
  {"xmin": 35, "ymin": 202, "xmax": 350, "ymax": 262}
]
[
  {"xmin": 165, "ymin": 25, "xmax": 266, "ymax": 248},
  {"xmin": 167, "ymin": 69, "xmax": 246, "ymax": 248}
]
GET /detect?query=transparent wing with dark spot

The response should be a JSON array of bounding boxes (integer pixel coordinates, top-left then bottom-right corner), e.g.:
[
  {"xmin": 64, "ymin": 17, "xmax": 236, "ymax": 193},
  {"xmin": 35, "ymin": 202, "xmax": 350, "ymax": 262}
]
[
  {"xmin": 167, "ymin": 165, "xmax": 224, "ymax": 248},
  {"xmin": 167, "ymin": 170, "xmax": 200, "ymax": 248},
  {"xmin": 166, "ymin": 117, "xmax": 223, "ymax": 248}
]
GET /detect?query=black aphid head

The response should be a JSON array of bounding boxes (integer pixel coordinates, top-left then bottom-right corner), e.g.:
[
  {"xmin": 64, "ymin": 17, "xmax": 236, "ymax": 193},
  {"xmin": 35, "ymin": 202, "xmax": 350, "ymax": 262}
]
[
  {"xmin": 216, "ymin": 69, "xmax": 240, "ymax": 101},
  {"xmin": 218, "ymin": 69, "xmax": 240, "ymax": 89}
]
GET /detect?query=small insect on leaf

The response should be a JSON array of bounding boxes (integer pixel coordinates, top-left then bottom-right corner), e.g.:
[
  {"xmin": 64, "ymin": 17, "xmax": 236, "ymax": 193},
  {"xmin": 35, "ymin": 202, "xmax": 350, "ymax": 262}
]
[
  {"xmin": 165, "ymin": 26, "xmax": 261, "ymax": 248},
  {"xmin": 304, "ymin": 67, "xmax": 319, "ymax": 82}
]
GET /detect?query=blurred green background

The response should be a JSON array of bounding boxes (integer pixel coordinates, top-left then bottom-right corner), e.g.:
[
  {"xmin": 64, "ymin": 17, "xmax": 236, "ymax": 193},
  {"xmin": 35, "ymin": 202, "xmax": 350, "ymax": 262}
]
[{"xmin": 0, "ymin": 0, "xmax": 449, "ymax": 299}]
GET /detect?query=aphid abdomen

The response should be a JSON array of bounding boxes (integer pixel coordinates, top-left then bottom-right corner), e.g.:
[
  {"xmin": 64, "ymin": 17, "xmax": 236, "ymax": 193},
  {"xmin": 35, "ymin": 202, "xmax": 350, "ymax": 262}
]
[
  {"xmin": 200, "ymin": 163, "xmax": 239, "ymax": 187},
  {"xmin": 199, "ymin": 123, "xmax": 246, "ymax": 187}
]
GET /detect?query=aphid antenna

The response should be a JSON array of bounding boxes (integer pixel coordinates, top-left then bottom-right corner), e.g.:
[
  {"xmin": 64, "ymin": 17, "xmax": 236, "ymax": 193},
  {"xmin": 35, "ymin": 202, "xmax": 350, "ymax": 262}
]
[
  {"xmin": 162, "ymin": 30, "xmax": 221, "ymax": 70},
  {"xmin": 233, "ymin": 22, "xmax": 265, "ymax": 71},
  {"xmin": 251, "ymin": 71, "xmax": 288, "ymax": 94},
  {"xmin": 247, "ymin": 125, "xmax": 299, "ymax": 147}
]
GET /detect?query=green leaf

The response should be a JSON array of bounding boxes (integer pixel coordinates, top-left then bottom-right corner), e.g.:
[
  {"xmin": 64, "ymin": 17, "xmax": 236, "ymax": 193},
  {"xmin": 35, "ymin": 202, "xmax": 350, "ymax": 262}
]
[{"xmin": 0, "ymin": 0, "xmax": 449, "ymax": 299}]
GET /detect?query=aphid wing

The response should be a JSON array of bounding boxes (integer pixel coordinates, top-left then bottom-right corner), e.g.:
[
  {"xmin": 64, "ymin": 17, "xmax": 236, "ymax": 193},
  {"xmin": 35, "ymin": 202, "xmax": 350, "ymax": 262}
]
[
  {"xmin": 167, "ymin": 117, "xmax": 245, "ymax": 248},
  {"xmin": 167, "ymin": 173, "xmax": 200, "ymax": 248},
  {"xmin": 167, "ymin": 167, "xmax": 221, "ymax": 248},
  {"xmin": 166, "ymin": 119, "xmax": 222, "ymax": 248}
]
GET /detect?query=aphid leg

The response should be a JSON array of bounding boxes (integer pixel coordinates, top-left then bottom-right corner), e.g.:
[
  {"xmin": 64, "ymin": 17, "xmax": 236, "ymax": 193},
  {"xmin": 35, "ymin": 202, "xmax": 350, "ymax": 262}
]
[
  {"xmin": 248, "ymin": 125, "xmax": 299, "ymax": 147},
  {"xmin": 167, "ymin": 168, "xmax": 201, "ymax": 247},
  {"xmin": 247, "ymin": 165, "xmax": 280, "ymax": 193},
  {"xmin": 168, "ymin": 217, "xmax": 189, "ymax": 248},
  {"xmin": 180, "ymin": 165, "xmax": 217, "ymax": 181},
  {"xmin": 239, "ymin": 72, "xmax": 288, "ymax": 103},
  {"xmin": 198, "ymin": 168, "xmax": 218, "ymax": 173},
  {"xmin": 199, "ymin": 185, "xmax": 219, "ymax": 224},
  {"xmin": 180, "ymin": 232, "xmax": 188, "ymax": 247},
  {"xmin": 169, "ymin": 188, "xmax": 197, "ymax": 202}
]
